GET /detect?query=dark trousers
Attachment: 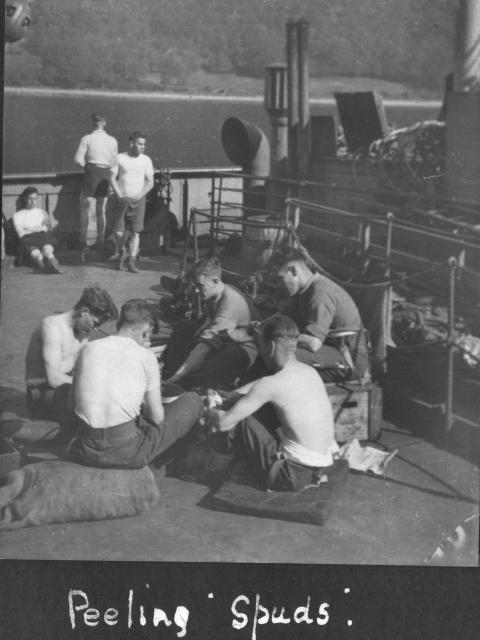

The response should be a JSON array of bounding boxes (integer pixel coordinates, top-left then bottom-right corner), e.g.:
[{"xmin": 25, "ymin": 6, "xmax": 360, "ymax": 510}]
[
  {"xmin": 26, "ymin": 382, "xmax": 74, "ymax": 436},
  {"xmin": 69, "ymin": 392, "xmax": 204, "ymax": 469},
  {"xmin": 163, "ymin": 319, "xmax": 250, "ymax": 390},
  {"xmin": 229, "ymin": 416, "xmax": 328, "ymax": 492}
]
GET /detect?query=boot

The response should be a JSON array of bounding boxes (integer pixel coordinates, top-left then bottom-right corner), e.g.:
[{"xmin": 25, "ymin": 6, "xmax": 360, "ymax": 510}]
[
  {"xmin": 47, "ymin": 256, "xmax": 63, "ymax": 274},
  {"xmin": 128, "ymin": 254, "xmax": 139, "ymax": 273},
  {"xmin": 117, "ymin": 250, "xmax": 127, "ymax": 271},
  {"xmin": 31, "ymin": 254, "xmax": 45, "ymax": 271}
]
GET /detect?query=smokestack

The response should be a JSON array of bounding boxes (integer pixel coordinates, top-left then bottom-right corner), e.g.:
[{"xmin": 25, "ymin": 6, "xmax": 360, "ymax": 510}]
[
  {"xmin": 286, "ymin": 19, "xmax": 311, "ymax": 186},
  {"xmin": 454, "ymin": 0, "xmax": 480, "ymax": 91},
  {"xmin": 264, "ymin": 63, "xmax": 289, "ymax": 213}
]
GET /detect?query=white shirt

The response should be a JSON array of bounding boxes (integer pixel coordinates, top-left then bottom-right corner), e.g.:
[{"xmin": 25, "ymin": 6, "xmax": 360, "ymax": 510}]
[
  {"xmin": 13, "ymin": 207, "xmax": 49, "ymax": 238},
  {"xmin": 114, "ymin": 152, "xmax": 154, "ymax": 198},
  {"xmin": 74, "ymin": 335, "xmax": 160, "ymax": 429},
  {"xmin": 74, "ymin": 129, "xmax": 118, "ymax": 168}
]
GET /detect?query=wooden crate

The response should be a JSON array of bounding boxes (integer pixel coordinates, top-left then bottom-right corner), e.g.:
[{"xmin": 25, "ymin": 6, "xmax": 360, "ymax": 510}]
[{"xmin": 327, "ymin": 382, "xmax": 383, "ymax": 443}]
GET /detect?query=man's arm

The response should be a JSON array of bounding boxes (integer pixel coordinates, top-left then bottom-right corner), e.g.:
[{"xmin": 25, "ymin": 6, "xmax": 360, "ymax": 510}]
[
  {"xmin": 297, "ymin": 333, "xmax": 322, "ymax": 352},
  {"xmin": 42, "ymin": 319, "xmax": 74, "ymax": 387},
  {"xmin": 74, "ymin": 137, "xmax": 87, "ymax": 168},
  {"xmin": 133, "ymin": 172, "xmax": 154, "ymax": 202},
  {"xmin": 166, "ymin": 342, "xmax": 212, "ymax": 383},
  {"xmin": 110, "ymin": 166, "xmax": 124, "ymax": 199},
  {"xmin": 209, "ymin": 377, "xmax": 272, "ymax": 432},
  {"xmin": 143, "ymin": 388, "xmax": 164, "ymax": 426}
]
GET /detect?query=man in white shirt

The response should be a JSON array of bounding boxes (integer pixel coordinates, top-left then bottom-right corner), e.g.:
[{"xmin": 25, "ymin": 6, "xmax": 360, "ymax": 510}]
[
  {"xmin": 13, "ymin": 186, "xmax": 62, "ymax": 273},
  {"xmin": 74, "ymin": 113, "xmax": 118, "ymax": 258},
  {"xmin": 206, "ymin": 315, "xmax": 339, "ymax": 491},
  {"xmin": 110, "ymin": 131, "xmax": 154, "ymax": 273},
  {"xmin": 69, "ymin": 299, "xmax": 204, "ymax": 469}
]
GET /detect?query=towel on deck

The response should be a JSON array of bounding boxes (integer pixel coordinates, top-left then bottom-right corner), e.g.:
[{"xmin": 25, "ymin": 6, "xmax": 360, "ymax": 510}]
[{"xmin": 0, "ymin": 460, "xmax": 159, "ymax": 530}]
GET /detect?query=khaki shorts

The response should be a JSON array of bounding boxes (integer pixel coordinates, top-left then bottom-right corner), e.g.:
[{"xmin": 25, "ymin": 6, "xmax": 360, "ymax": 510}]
[{"xmin": 112, "ymin": 195, "xmax": 146, "ymax": 234}]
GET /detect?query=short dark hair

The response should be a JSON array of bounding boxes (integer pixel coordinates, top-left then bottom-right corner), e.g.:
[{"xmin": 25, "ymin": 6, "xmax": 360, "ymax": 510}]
[
  {"xmin": 21, "ymin": 186, "xmax": 39, "ymax": 202},
  {"xmin": 261, "ymin": 314, "xmax": 299, "ymax": 346},
  {"xmin": 129, "ymin": 130, "xmax": 145, "ymax": 143},
  {"xmin": 118, "ymin": 299, "xmax": 154, "ymax": 330},
  {"xmin": 191, "ymin": 256, "xmax": 222, "ymax": 280},
  {"xmin": 269, "ymin": 246, "xmax": 306, "ymax": 269},
  {"xmin": 74, "ymin": 285, "xmax": 119, "ymax": 322},
  {"xmin": 92, "ymin": 112, "xmax": 105, "ymax": 122}
]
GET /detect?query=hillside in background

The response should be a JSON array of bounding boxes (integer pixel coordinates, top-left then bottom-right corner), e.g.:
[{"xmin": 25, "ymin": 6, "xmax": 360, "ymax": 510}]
[{"xmin": 4, "ymin": 0, "xmax": 456, "ymax": 97}]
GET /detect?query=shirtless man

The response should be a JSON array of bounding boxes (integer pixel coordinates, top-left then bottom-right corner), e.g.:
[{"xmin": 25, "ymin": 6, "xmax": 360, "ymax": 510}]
[
  {"xmin": 110, "ymin": 131, "xmax": 154, "ymax": 273},
  {"xmin": 207, "ymin": 315, "xmax": 338, "ymax": 492},
  {"xmin": 69, "ymin": 299, "xmax": 204, "ymax": 469},
  {"xmin": 25, "ymin": 285, "xmax": 118, "ymax": 424},
  {"xmin": 163, "ymin": 256, "xmax": 258, "ymax": 391}
]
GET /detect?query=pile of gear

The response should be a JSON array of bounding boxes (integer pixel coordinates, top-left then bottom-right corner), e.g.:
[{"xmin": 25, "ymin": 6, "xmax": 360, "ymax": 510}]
[{"xmin": 368, "ymin": 120, "xmax": 446, "ymax": 194}]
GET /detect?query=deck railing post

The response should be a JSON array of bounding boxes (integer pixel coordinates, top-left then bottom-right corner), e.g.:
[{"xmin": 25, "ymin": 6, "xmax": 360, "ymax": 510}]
[
  {"xmin": 210, "ymin": 175, "xmax": 216, "ymax": 251},
  {"xmin": 385, "ymin": 211, "xmax": 394, "ymax": 277},
  {"xmin": 192, "ymin": 208, "xmax": 199, "ymax": 261},
  {"xmin": 445, "ymin": 256, "xmax": 457, "ymax": 434}
]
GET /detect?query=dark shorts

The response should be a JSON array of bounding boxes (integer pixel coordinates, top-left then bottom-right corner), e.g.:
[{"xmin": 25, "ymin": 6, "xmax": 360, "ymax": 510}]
[
  {"xmin": 82, "ymin": 164, "xmax": 111, "ymax": 198},
  {"xmin": 112, "ymin": 195, "xmax": 146, "ymax": 234},
  {"xmin": 19, "ymin": 231, "xmax": 57, "ymax": 254}
]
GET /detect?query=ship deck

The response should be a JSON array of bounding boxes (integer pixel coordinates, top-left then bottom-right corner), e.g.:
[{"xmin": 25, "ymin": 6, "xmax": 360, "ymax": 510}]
[{"xmin": 0, "ymin": 248, "xmax": 478, "ymax": 564}]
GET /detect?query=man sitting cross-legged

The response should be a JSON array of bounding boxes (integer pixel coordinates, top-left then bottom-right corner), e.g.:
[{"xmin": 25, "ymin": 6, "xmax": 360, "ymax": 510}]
[
  {"xmin": 206, "ymin": 315, "xmax": 339, "ymax": 492},
  {"xmin": 163, "ymin": 256, "xmax": 258, "ymax": 391},
  {"xmin": 69, "ymin": 299, "xmax": 204, "ymax": 469},
  {"xmin": 25, "ymin": 285, "xmax": 119, "ymax": 427}
]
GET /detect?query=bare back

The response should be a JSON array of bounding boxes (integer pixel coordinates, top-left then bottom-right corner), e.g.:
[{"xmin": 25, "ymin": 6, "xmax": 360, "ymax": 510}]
[
  {"xmin": 26, "ymin": 312, "xmax": 86, "ymax": 387},
  {"xmin": 262, "ymin": 361, "xmax": 334, "ymax": 454}
]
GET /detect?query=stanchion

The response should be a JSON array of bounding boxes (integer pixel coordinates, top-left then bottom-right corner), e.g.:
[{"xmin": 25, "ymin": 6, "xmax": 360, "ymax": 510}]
[{"xmin": 445, "ymin": 257, "xmax": 457, "ymax": 434}]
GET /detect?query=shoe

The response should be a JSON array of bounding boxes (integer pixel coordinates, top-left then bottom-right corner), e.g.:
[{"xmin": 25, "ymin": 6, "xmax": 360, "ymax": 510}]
[
  {"xmin": 117, "ymin": 251, "xmax": 127, "ymax": 271},
  {"xmin": 47, "ymin": 257, "xmax": 63, "ymax": 274},
  {"xmin": 128, "ymin": 256, "xmax": 139, "ymax": 273}
]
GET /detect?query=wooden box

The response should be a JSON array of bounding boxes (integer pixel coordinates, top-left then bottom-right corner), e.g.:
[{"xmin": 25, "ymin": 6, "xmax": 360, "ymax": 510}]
[
  {"xmin": 0, "ymin": 436, "xmax": 21, "ymax": 478},
  {"xmin": 327, "ymin": 382, "xmax": 383, "ymax": 443}
]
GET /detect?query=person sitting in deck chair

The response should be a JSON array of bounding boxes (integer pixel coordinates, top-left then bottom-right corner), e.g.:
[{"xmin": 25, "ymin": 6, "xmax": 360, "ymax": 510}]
[
  {"xmin": 268, "ymin": 246, "xmax": 369, "ymax": 382},
  {"xmin": 12, "ymin": 186, "xmax": 62, "ymax": 273},
  {"xmin": 162, "ymin": 256, "xmax": 258, "ymax": 391},
  {"xmin": 69, "ymin": 299, "xmax": 204, "ymax": 469},
  {"xmin": 25, "ymin": 285, "xmax": 118, "ymax": 428},
  {"xmin": 206, "ymin": 315, "xmax": 339, "ymax": 492}
]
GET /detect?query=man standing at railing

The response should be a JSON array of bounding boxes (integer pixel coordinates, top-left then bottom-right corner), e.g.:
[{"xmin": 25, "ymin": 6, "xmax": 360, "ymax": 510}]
[
  {"xmin": 110, "ymin": 131, "xmax": 154, "ymax": 273},
  {"xmin": 74, "ymin": 113, "xmax": 118, "ymax": 261}
]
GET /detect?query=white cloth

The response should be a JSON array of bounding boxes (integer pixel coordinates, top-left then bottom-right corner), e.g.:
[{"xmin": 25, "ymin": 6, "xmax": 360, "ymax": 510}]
[
  {"xmin": 12, "ymin": 207, "xmax": 48, "ymax": 238},
  {"xmin": 278, "ymin": 428, "xmax": 340, "ymax": 468},
  {"xmin": 113, "ymin": 152, "xmax": 154, "ymax": 198},
  {"xmin": 74, "ymin": 129, "xmax": 118, "ymax": 167},
  {"xmin": 74, "ymin": 335, "xmax": 160, "ymax": 429}
]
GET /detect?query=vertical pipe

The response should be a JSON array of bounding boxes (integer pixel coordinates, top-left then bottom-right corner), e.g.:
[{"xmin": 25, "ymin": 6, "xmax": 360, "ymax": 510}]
[
  {"xmin": 385, "ymin": 212, "xmax": 394, "ymax": 278},
  {"xmin": 182, "ymin": 180, "xmax": 189, "ymax": 230},
  {"xmin": 297, "ymin": 19, "xmax": 311, "ymax": 180},
  {"xmin": 286, "ymin": 21, "xmax": 299, "ymax": 183},
  {"xmin": 454, "ymin": 0, "xmax": 480, "ymax": 91},
  {"xmin": 215, "ymin": 176, "xmax": 223, "ymax": 244},
  {"xmin": 445, "ymin": 257, "xmax": 457, "ymax": 434},
  {"xmin": 210, "ymin": 175, "xmax": 216, "ymax": 251},
  {"xmin": 192, "ymin": 208, "xmax": 199, "ymax": 261}
]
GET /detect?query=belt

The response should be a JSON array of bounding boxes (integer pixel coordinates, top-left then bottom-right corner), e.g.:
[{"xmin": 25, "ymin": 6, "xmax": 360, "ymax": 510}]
[
  {"xmin": 76, "ymin": 416, "xmax": 137, "ymax": 439},
  {"xmin": 86, "ymin": 163, "xmax": 112, "ymax": 168}
]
